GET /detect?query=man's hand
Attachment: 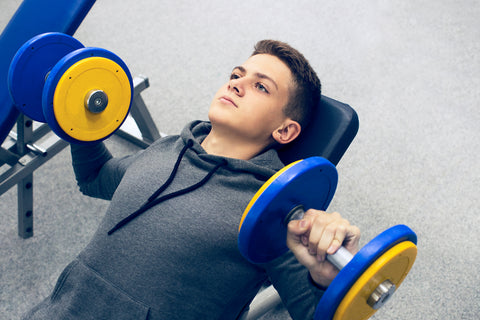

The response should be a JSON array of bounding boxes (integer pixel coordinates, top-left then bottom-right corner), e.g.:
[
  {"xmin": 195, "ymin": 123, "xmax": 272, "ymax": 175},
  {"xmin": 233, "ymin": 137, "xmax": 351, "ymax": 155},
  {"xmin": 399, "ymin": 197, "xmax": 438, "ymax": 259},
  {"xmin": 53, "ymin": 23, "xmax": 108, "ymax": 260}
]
[{"xmin": 287, "ymin": 209, "xmax": 361, "ymax": 288}]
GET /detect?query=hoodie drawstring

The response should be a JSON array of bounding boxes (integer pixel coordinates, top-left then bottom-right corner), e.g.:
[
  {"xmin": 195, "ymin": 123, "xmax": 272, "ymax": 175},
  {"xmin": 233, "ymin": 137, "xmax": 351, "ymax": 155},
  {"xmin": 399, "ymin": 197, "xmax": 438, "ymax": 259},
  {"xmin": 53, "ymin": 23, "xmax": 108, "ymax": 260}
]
[{"xmin": 108, "ymin": 140, "xmax": 227, "ymax": 235}]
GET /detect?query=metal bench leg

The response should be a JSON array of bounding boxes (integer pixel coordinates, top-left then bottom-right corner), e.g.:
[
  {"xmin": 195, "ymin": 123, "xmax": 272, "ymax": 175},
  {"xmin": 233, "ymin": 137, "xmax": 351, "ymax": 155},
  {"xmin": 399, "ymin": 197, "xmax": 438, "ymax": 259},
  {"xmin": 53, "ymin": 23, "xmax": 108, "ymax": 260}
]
[
  {"xmin": 1, "ymin": 116, "xmax": 68, "ymax": 238},
  {"xmin": 238, "ymin": 285, "xmax": 283, "ymax": 320},
  {"xmin": 116, "ymin": 76, "xmax": 162, "ymax": 148},
  {"xmin": 16, "ymin": 115, "xmax": 34, "ymax": 238},
  {"xmin": 18, "ymin": 174, "xmax": 33, "ymax": 238}
]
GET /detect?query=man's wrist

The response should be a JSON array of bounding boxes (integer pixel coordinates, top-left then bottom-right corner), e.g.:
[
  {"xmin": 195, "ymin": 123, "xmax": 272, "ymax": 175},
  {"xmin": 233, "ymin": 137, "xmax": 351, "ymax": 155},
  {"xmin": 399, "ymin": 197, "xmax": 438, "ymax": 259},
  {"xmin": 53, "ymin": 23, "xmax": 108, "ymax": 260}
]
[{"xmin": 308, "ymin": 272, "xmax": 329, "ymax": 291}]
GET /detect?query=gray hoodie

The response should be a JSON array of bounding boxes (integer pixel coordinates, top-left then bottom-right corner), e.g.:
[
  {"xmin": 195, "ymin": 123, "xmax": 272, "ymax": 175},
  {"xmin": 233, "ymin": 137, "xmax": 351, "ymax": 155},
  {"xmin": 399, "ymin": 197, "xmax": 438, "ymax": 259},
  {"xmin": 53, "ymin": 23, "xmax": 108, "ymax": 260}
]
[{"xmin": 23, "ymin": 121, "xmax": 324, "ymax": 320}]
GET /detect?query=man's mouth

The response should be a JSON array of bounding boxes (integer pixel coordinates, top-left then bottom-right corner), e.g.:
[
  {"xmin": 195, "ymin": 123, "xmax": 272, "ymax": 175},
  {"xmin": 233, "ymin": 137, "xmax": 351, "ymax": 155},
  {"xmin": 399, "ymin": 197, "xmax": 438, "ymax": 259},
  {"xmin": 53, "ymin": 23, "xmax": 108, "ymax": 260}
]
[{"xmin": 219, "ymin": 96, "xmax": 238, "ymax": 108}]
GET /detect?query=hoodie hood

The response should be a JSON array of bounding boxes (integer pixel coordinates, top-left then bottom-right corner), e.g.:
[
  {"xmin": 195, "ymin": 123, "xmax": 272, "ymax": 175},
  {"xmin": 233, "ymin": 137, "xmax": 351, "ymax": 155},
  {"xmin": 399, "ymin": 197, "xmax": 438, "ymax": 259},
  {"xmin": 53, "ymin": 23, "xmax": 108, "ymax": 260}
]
[{"xmin": 181, "ymin": 120, "xmax": 285, "ymax": 179}]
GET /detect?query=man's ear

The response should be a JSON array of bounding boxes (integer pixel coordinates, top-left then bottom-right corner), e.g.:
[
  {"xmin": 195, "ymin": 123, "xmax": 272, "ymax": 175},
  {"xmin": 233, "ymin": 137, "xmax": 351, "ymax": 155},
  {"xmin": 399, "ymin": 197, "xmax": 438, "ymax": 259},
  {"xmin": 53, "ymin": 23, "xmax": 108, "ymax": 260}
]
[{"xmin": 272, "ymin": 119, "xmax": 301, "ymax": 145}]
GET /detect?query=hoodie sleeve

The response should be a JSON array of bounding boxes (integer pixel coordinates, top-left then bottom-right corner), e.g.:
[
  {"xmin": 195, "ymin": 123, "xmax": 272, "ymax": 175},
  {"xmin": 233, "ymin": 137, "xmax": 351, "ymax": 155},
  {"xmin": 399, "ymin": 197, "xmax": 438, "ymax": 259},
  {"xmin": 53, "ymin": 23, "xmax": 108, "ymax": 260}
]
[
  {"xmin": 264, "ymin": 251, "xmax": 325, "ymax": 320},
  {"xmin": 70, "ymin": 143, "xmax": 137, "ymax": 200}
]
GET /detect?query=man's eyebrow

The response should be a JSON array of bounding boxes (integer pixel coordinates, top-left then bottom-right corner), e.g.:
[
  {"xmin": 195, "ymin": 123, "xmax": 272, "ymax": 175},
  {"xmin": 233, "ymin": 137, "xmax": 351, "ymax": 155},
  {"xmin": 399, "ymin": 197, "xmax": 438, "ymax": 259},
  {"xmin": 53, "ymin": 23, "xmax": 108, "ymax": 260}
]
[
  {"xmin": 232, "ymin": 66, "xmax": 279, "ymax": 91},
  {"xmin": 232, "ymin": 66, "xmax": 246, "ymax": 73}
]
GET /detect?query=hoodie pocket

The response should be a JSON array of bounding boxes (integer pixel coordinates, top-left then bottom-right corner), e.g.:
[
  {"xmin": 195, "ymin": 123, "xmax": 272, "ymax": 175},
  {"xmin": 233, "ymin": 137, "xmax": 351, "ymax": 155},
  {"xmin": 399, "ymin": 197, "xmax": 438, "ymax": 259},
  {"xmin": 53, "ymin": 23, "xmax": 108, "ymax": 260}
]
[{"xmin": 48, "ymin": 259, "xmax": 150, "ymax": 319}]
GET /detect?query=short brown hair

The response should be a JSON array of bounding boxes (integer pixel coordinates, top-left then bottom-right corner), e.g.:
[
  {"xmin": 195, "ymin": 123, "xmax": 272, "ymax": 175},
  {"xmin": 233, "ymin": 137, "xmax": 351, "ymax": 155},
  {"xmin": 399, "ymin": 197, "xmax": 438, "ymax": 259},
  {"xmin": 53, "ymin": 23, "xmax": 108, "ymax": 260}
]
[{"xmin": 252, "ymin": 40, "xmax": 321, "ymax": 130}]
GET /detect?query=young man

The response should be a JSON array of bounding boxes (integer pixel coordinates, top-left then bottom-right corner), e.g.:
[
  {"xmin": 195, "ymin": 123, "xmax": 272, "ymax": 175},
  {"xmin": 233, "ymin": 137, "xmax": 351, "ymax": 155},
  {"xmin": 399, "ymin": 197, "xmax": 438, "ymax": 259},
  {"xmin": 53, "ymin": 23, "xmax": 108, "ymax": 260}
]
[{"xmin": 23, "ymin": 40, "xmax": 360, "ymax": 320}]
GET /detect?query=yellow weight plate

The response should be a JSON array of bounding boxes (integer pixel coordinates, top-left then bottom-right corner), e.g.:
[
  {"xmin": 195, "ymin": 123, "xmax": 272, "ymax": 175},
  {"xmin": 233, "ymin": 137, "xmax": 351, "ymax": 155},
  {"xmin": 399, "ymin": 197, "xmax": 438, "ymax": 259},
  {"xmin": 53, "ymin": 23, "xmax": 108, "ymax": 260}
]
[
  {"xmin": 333, "ymin": 241, "xmax": 417, "ymax": 320},
  {"xmin": 53, "ymin": 57, "xmax": 131, "ymax": 141}
]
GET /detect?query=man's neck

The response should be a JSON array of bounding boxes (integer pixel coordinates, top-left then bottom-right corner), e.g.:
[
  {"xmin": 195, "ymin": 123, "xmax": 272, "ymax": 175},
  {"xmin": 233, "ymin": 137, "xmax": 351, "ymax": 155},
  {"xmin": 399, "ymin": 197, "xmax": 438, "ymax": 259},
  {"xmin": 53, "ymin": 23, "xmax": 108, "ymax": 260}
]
[{"xmin": 201, "ymin": 129, "xmax": 270, "ymax": 160}]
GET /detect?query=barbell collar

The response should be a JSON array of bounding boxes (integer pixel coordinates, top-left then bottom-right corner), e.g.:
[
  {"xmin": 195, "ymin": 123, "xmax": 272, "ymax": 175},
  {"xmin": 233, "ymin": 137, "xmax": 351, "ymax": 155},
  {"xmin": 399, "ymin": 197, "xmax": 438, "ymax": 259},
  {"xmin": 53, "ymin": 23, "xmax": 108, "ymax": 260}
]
[
  {"xmin": 367, "ymin": 279, "xmax": 396, "ymax": 309},
  {"xmin": 284, "ymin": 205, "xmax": 306, "ymax": 225},
  {"xmin": 84, "ymin": 90, "xmax": 108, "ymax": 113}
]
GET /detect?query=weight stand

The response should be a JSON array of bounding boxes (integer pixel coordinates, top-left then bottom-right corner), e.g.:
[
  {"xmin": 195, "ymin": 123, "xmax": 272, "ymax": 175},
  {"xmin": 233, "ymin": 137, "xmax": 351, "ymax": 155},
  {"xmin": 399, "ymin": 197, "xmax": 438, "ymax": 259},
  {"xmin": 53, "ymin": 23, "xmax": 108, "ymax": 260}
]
[
  {"xmin": 0, "ymin": 76, "xmax": 159, "ymax": 238},
  {"xmin": 116, "ymin": 76, "xmax": 161, "ymax": 147}
]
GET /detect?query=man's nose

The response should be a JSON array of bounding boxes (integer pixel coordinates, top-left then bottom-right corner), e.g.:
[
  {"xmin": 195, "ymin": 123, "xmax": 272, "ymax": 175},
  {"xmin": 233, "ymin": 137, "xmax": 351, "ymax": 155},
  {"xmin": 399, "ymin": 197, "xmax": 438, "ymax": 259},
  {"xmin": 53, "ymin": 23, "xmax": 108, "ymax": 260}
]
[{"xmin": 228, "ymin": 78, "xmax": 244, "ymax": 96}]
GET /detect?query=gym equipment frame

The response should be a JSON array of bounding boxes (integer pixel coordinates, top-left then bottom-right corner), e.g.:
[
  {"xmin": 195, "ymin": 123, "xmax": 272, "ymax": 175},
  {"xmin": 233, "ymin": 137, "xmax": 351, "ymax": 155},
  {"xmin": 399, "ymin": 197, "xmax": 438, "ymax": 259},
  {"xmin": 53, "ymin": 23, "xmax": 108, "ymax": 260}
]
[{"xmin": 0, "ymin": 76, "xmax": 160, "ymax": 238}]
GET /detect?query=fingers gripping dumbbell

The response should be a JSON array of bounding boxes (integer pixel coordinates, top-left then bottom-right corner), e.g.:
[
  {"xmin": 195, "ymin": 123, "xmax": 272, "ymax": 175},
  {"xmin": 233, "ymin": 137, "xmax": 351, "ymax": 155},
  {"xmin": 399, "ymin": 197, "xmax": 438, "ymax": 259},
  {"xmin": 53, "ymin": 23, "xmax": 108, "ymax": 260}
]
[
  {"xmin": 238, "ymin": 157, "xmax": 417, "ymax": 320},
  {"xmin": 8, "ymin": 32, "xmax": 133, "ymax": 144}
]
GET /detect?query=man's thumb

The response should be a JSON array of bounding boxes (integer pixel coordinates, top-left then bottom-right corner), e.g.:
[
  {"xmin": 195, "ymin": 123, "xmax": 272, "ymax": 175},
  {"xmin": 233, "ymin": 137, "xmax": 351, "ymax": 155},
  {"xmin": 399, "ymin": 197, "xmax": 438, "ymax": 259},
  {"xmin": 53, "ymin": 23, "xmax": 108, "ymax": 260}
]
[{"xmin": 287, "ymin": 219, "xmax": 309, "ymax": 235}]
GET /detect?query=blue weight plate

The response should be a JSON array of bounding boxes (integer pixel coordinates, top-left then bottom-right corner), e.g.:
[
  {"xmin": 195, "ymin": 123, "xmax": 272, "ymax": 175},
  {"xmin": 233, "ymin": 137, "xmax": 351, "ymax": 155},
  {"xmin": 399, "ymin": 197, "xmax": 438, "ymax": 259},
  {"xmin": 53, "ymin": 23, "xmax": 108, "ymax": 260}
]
[
  {"xmin": 314, "ymin": 224, "xmax": 417, "ymax": 320},
  {"xmin": 8, "ymin": 33, "xmax": 84, "ymax": 122},
  {"xmin": 238, "ymin": 157, "xmax": 338, "ymax": 264},
  {"xmin": 42, "ymin": 47, "xmax": 133, "ymax": 144}
]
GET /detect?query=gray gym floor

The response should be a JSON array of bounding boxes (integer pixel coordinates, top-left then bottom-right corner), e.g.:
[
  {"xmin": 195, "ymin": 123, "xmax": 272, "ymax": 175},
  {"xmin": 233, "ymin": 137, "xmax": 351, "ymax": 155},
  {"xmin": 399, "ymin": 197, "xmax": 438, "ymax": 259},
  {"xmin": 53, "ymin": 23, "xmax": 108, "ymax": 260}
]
[{"xmin": 1, "ymin": 1, "xmax": 479, "ymax": 319}]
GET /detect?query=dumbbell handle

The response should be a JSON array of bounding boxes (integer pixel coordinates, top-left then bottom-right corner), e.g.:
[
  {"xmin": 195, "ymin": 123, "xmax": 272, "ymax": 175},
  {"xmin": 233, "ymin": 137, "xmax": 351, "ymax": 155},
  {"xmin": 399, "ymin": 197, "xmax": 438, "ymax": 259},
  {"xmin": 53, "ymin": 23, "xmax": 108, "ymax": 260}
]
[
  {"xmin": 286, "ymin": 205, "xmax": 353, "ymax": 270},
  {"xmin": 287, "ymin": 205, "xmax": 397, "ymax": 309}
]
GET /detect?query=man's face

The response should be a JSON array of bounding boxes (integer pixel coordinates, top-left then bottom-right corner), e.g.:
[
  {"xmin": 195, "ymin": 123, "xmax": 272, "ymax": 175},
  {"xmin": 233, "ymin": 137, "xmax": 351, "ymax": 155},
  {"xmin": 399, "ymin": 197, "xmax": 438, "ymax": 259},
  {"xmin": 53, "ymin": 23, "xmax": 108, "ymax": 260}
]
[{"xmin": 208, "ymin": 54, "xmax": 294, "ymax": 145}]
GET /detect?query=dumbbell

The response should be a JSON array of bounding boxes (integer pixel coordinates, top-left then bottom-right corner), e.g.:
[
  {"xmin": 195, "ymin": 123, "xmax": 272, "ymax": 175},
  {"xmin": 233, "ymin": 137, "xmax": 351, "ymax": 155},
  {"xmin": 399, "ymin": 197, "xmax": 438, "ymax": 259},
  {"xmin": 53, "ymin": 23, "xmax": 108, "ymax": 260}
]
[
  {"xmin": 238, "ymin": 157, "xmax": 417, "ymax": 320},
  {"xmin": 8, "ymin": 32, "xmax": 133, "ymax": 144}
]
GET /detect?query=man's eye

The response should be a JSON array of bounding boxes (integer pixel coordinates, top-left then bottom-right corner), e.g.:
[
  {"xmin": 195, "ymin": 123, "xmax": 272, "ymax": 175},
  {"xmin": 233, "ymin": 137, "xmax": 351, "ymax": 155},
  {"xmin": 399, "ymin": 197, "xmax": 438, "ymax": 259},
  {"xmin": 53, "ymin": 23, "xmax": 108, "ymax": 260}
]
[
  {"xmin": 256, "ymin": 83, "xmax": 269, "ymax": 93},
  {"xmin": 230, "ymin": 73, "xmax": 240, "ymax": 80}
]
